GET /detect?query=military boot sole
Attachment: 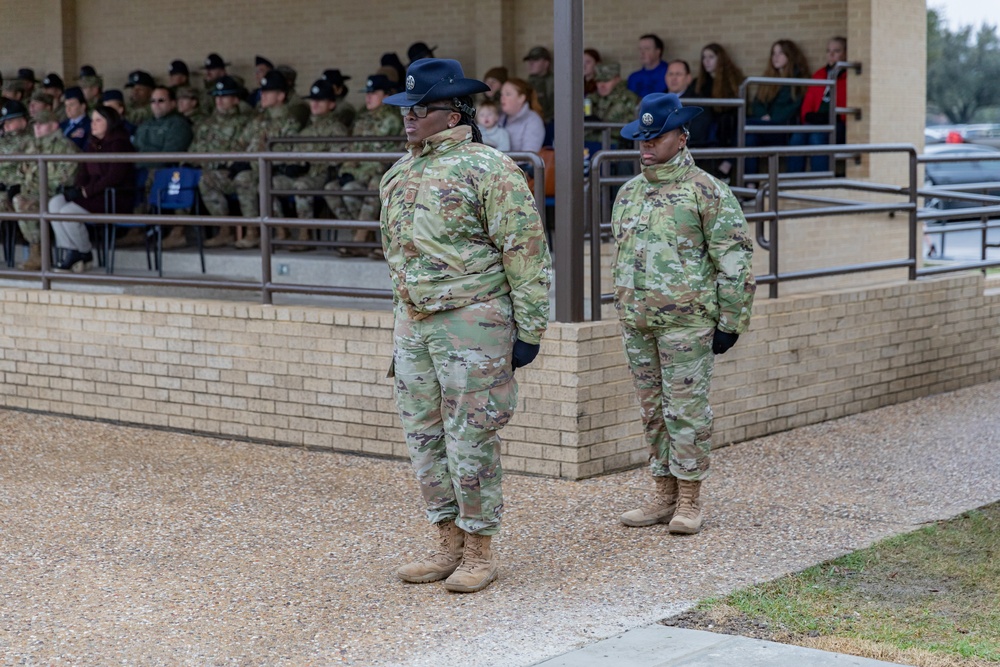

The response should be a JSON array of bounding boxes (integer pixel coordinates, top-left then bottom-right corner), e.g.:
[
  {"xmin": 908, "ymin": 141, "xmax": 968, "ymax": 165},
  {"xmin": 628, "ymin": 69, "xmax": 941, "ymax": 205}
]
[
  {"xmin": 667, "ymin": 517, "xmax": 704, "ymax": 535},
  {"xmin": 443, "ymin": 567, "xmax": 498, "ymax": 593},
  {"xmin": 620, "ymin": 506, "xmax": 677, "ymax": 527},
  {"xmin": 396, "ymin": 562, "xmax": 461, "ymax": 584}
]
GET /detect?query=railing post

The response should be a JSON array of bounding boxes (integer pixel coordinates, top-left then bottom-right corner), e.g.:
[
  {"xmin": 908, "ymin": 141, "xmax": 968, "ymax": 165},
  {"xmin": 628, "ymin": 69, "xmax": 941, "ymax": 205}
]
[
  {"xmin": 908, "ymin": 149, "xmax": 918, "ymax": 281},
  {"xmin": 38, "ymin": 155, "xmax": 51, "ymax": 289},
  {"xmin": 768, "ymin": 153, "xmax": 780, "ymax": 298},
  {"xmin": 259, "ymin": 155, "xmax": 273, "ymax": 304}
]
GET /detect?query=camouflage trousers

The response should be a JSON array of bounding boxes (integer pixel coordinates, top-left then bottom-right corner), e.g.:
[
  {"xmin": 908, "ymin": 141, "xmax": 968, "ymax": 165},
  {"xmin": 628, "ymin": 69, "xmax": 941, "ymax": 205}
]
[
  {"xmin": 11, "ymin": 195, "xmax": 40, "ymax": 244},
  {"xmin": 199, "ymin": 168, "xmax": 259, "ymax": 218},
  {"xmin": 271, "ymin": 173, "xmax": 327, "ymax": 219},
  {"xmin": 325, "ymin": 176, "xmax": 380, "ymax": 224},
  {"xmin": 621, "ymin": 325, "xmax": 715, "ymax": 481},
  {"xmin": 392, "ymin": 296, "xmax": 519, "ymax": 536}
]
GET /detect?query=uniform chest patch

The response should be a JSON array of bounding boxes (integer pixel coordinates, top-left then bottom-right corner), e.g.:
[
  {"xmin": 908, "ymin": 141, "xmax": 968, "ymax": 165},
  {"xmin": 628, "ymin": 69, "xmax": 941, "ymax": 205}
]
[{"xmin": 404, "ymin": 189, "xmax": 417, "ymax": 203}]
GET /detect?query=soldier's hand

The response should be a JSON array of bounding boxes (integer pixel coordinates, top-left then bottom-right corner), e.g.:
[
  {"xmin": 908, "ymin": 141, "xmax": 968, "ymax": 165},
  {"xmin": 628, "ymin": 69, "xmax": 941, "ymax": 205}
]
[
  {"xmin": 512, "ymin": 339, "xmax": 540, "ymax": 370},
  {"xmin": 712, "ymin": 329, "xmax": 740, "ymax": 355}
]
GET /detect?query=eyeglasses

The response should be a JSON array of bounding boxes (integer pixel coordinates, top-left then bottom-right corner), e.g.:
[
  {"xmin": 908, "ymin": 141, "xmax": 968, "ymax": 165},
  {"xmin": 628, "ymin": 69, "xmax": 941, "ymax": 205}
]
[
  {"xmin": 399, "ymin": 105, "xmax": 453, "ymax": 118},
  {"xmin": 150, "ymin": 98, "xmax": 169, "ymax": 103}
]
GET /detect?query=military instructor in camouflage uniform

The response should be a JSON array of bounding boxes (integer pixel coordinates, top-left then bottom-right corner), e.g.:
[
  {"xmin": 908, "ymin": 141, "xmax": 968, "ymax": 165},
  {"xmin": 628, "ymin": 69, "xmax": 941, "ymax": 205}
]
[
  {"xmin": 380, "ymin": 59, "xmax": 551, "ymax": 593},
  {"xmin": 613, "ymin": 93, "xmax": 755, "ymax": 535}
]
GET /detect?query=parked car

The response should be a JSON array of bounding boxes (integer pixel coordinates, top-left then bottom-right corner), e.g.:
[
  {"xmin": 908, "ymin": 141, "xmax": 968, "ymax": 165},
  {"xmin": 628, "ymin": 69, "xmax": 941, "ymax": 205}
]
[{"xmin": 922, "ymin": 143, "xmax": 1000, "ymax": 258}]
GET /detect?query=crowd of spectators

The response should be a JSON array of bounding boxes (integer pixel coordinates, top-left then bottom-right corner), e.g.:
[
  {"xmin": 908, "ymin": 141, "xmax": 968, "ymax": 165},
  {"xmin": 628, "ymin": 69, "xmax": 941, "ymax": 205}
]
[{"xmin": 0, "ymin": 34, "xmax": 850, "ymax": 271}]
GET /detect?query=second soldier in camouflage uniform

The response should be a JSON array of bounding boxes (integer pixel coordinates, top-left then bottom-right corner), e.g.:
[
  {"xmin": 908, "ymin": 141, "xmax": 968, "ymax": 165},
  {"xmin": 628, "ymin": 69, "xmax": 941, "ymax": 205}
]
[
  {"xmin": 325, "ymin": 74, "xmax": 402, "ymax": 257},
  {"xmin": 191, "ymin": 76, "xmax": 254, "ymax": 248},
  {"xmin": 586, "ymin": 61, "xmax": 640, "ymax": 148},
  {"xmin": 13, "ymin": 109, "xmax": 80, "ymax": 270},
  {"xmin": 0, "ymin": 101, "xmax": 35, "ymax": 266},
  {"xmin": 270, "ymin": 78, "xmax": 349, "ymax": 250},
  {"xmin": 613, "ymin": 93, "xmax": 755, "ymax": 535},
  {"xmin": 380, "ymin": 59, "xmax": 551, "ymax": 593}
]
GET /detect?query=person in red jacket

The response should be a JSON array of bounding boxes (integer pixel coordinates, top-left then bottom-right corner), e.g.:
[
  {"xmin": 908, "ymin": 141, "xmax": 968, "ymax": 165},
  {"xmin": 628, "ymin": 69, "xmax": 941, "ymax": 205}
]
[{"xmin": 788, "ymin": 37, "xmax": 847, "ymax": 173}]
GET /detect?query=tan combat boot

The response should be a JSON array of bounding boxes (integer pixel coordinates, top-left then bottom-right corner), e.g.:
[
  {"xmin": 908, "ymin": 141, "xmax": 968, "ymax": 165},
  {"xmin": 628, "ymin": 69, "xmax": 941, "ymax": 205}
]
[
  {"xmin": 397, "ymin": 520, "xmax": 465, "ymax": 584},
  {"xmin": 160, "ymin": 227, "xmax": 187, "ymax": 249},
  {"xmin": 443, "ymin": 532, "xmax": 498, "ymax": 593},
  {"xmin": 620, "ymin": 475, "xmax": 678, "ymax": 527},
  {"xmin": 204, "ymin": 228, "xmax": 234, "ymax": 248},
  {"xmin": 288, "ymin": 227, "xmax": 312, "ymax": 252},
  {"xmin": 668, "ymin": 479, "xmax": 704, "ymax": 535},
  {"xmin": 235, "ymin": 227, "xmax": 260, "ymax": 249},
  {"xmin": 19, "ymin": 243, "xmax": 42, "ymax": 271}
]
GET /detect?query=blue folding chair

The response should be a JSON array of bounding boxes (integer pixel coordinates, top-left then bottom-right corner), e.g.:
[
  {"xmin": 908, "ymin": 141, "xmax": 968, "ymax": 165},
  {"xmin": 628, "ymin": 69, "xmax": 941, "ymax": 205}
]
[{"xmin": 148, "ymin": 167, "xmax": 205, "ymax": 275}]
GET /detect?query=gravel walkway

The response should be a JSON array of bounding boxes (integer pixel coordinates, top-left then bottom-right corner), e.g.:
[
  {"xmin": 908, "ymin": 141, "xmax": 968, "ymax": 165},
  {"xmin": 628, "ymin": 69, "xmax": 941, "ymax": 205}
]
[{"xmin": 2, "ymin": 381, "xmax": 998, "ymax": 666}]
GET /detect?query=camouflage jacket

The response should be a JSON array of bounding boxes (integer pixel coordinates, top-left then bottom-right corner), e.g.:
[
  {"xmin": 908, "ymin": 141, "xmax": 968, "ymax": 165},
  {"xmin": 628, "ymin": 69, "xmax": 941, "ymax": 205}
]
[
  {"xmin": 528, "ymin": 73, "xmax": 555, "ymax": 123},
  {"xmin": 587, "ymin": 81, "xmax": 639, "ymax": 145},
  {"xmin": 281, "ymin": 112, "xmax": 349, "ymax": 179},
  {"xmin": 0, "ymin": 129, "xmax": 33, "ymax": 187},
  {"xmin": 343, "ymin": 104, "xmax": 404, "ymax": 183},
  {"xmin": 188, "ymin": 105, "xmax": 251, "ymax": 169},
  {"xmin": 19, "ymin": 130, "xmax": 80, "ymax": 199},
  {"xmin": 380, "ymin": 126, "xmax": 552, "ymax": 344},
  {"xmin": 237, "ymin": 104, "xmax": 303, "ymax": 175},
  {"xmin": 611, "ymin": 147, "xmax": 755, "ymax": 333},
  {"xmin": 127, "ymin": 103, "xmax": 153, "ymax": 128}
]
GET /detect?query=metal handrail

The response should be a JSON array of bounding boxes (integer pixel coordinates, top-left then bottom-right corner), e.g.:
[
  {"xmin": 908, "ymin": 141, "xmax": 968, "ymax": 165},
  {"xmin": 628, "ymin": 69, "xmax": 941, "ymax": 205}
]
[{"xmin": 0, "ymin": 149, "xmax": 546, "ymax": 304}]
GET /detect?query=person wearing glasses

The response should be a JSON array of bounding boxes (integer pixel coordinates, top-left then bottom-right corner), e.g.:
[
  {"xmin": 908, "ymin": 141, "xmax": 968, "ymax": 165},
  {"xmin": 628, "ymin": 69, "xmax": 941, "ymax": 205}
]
[
  {"xmin": 134, "ymin": 85, "xmax": 194, "ymax": 247},
  {"xmin": 379, "ymin": 59, "xmax": 551, "ymax": 594},
  {"xmin": 613, "ymin": 93, "xmax": 755, "ymax": 535},
  {"xmin": 324, "ymin": 74, "xmax": 403, "ymax": 258}
]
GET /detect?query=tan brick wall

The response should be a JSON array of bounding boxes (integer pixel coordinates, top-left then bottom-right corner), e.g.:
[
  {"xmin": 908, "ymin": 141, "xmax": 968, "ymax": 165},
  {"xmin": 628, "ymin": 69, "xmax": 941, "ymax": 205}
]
[{"xmin": 3, "ymin": 273, "xmax": 998, "ymax": 479}]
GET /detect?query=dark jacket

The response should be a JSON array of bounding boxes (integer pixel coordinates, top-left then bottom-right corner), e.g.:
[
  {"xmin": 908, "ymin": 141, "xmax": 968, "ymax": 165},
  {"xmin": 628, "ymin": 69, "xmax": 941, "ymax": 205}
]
[
  {"xmin": 73, "ymin": 126, "xmax": 137, "ymax": 213},
  {"xmin": 60, "ymin": 115, "xmax": 91, "ymax": 150}
]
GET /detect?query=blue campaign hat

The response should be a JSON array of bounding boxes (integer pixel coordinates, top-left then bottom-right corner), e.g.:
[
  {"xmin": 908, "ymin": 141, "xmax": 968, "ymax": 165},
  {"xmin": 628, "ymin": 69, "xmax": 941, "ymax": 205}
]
[
  {"xmin": 304, "ymin": 79, "xmax": 337, "ymax": 101},
  {"xmin": 102, "ymin": 89, "xmax": 125, "ymax": 104},
  {"xmin": 620, "ymin": 93, "xmax": 703, "ymax": 141},
  {"xmin": 383, "ymin": 58, "xmax": 489, "ymax": 107},
  {"xmin": 0, "ymin": 100, "xmax": 28, "ymax": 123},
  {"xmin": 258, "ymin": 70, "xmax": 288, "ymax": 92},
  {"xmin": 210, "ymin": 75, "xmax": 242, "ymax": 97}
]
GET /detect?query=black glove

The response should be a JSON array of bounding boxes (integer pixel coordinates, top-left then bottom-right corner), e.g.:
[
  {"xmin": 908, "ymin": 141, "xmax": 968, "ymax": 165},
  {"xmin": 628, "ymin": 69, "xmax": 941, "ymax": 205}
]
[
  {"xmin": 228, "ymin": 161, "xmax": 252, "ymax": 179},
  {"xmin": 712, "ymin": 329, "xmax": 740, "ymax": 355},
  {"xmin": 0, "ymin": 183, "xmax": 7, "ymax": 193},
  {"xmin": 6, "ymin": 184, "xmax": 20, "ymax": 200},
  {"xmin": 61, "ymin": 185, "xmax": 81, "ymax": 201},
  {"xmin": 338, "ymin": 172, "xmax": 355, "ymax": 187},
  {"xmin": 512, "ymin": 339, "xmax": 540, "ymax": 370}
]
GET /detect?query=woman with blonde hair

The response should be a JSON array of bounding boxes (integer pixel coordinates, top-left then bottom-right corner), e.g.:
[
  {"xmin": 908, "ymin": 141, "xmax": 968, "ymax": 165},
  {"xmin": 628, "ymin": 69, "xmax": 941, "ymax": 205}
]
[{"xmin": 499, "ymin": 77, "xmax": 545, "ymax": 153}]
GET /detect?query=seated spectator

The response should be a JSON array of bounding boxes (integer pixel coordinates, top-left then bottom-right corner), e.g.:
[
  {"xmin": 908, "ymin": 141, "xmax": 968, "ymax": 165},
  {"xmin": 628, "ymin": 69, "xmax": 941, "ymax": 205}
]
[
  {"xmin": 101, "ymin": 90, "xmax": 136, "ymax": 137},
  {"xmin": 583, "ymin": 48, "xmax": 602, "ymax": 96},
  {"xmin": 666, "ymin": 60, "xmax": 713, "ymax": 150},
  {"xmin": 523, "ymin": 46, "xmax": 554, "ymax": 124},
  {"xmin": 168, "ymin": 60, "xmax": 191, "ymax": 88},
  {"xmin": 77, "ymin": 74, "xmax": 103, "ymax": 109},
  {"xmin": 585, "ymin": 62, "xmax": 639, "ymax": 148},
  {"xmin": 788, "ymin": 36, "xmax": 848, "ymax": 173},
  {"xmin": 627, "ymin": 34, "xmax": 668, "ymax": 98},
  {"xmin": 41, "ymin": 74, "xmax": 66, "ymax": 121},
  {"xmin": 60, "ymin": 86, "xmax": 91, "ymax": 149},
  {"xmin": 16, "ymin": 69, "xmax": 39, "ymax": 98},
  {"xmin": 500, "ymin": 78, "xmax": 545, "ymax": 153},
  {"xmin": 47, "ymin": 105, "xmax": 135, "ymax": 272},
  {"xmin": 745, "ymin": 39, "xmax": 809, "ymax": 175},
  {"xmin": 124, "ymin": 70, "xmax": 155, "ymax": 126},
  {"xmin": 476, "ymin": 100, "xmax": 510, "ymax": 152},
  {"xmin": 134, "ymin": 84, "xmax": 194, "ymax": 248},
  {"xmin": 380, "ymin": 53, "xmax": 407, "ymax": 87},
  {"xmin": 322, "ymin": 69, "xmax": 355, "ymax": 130},
  {"xmin": 406, "ymin": 41, "xmax": 436, "ymax": 65},
  {"xmin": 176, "ymin": 86, "xmax": 205, "ymax": 128},
  {"xmin": 695, "ymin": 42, "xmax": 745, "ymax": 179},
  {"xmin": 2, "ymin": 80, "xmax": 27, "ymax": 103},
  {"xmin": 481, "ymin": 66, "xmax": 508, "ymax": 105},
  {"xmin": 248, "ymin": 55, "xmax": 274, "ymax": 108},
  {"xmin": 28, "ymin": 92, "xmax": 55, "ymax": 120}
]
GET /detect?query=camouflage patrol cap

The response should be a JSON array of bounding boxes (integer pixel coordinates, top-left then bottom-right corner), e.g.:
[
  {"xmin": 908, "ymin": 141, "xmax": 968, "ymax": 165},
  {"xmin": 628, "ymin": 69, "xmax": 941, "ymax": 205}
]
[
  {"xmin": 78, "ymin": 65, "xmax": 98, "ymax": 78},
  {"xmin": 30, "ymin": 91, "xmax": 54, "ymax": 105},
  {"xmin": 595, "ymin": 62, "xmax": 621, "ymax": 82},
  {"xmin": 210, "ymin": 75, "xmax": 242, "ymax": 96},
  {"xmin": 0, "ymin": 100, "xmax": 28, "ymax": 123},
  {"xmin": 2, "ymin": 79, "xmax": 27, "ymax": 93},
  {"xmin": 523, "ymin": 46, "xmax": 552, "ymax": 62},
  {"xmin": 78, "ymin": 75, "xmax": 102, "ymax": 89},
  {"xmin": 175, "ymin": 85, "xmax": 199, "ymax": 100},
  {"xmin": 33, "ymin": 109, "xmax": 60, "ymax": 125}
]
